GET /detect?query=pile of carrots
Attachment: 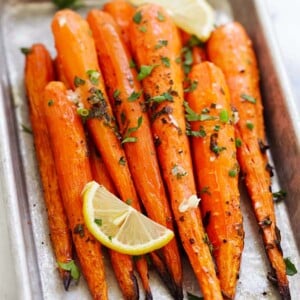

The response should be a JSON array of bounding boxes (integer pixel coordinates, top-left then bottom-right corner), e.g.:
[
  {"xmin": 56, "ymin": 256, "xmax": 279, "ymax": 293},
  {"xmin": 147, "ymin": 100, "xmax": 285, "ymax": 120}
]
[{"xmin": 24, "ymin": 0, "xmax": 290, "ymax": 299}]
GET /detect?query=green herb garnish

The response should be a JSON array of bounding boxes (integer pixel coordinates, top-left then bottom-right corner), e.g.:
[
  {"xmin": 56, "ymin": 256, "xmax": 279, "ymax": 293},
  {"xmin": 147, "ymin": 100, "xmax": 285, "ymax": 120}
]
[
  {"xmin": 246, "ymin": 121, "xmax": 254, "ymax": 130},
  {"xmin": 20, "ymin": 47, "xmax": 32, "ymax": 55},
  {"xmin": 122, "ymin": 116, "xmax": 143, "ymax": 144},
  {"xmin": 94, "ymin": 219, "xmax": 102, "ymax": 226},
  {"xmin": 155, "ymin": 39, "xmax": 168, "ymax": 49},
  {"xmin": 128, "ymin": 90, "xmax": 142, "ymax": 102},
  {"xmin": 284, "ymin": 258, "xmax": 297, "ymax": 276},
  {"xmin": 219, "ymin": 109, "xmax": 229, "ymax": 123},
  {"xmin": 133, "ymin": 11, "xmax": 142, "ymax": 24},
  {"xmin": 57, "ymin": 260, "xmax": 80, "ymax": 281},
  {"xmin": 137, "ymin": 65, "xmax": 158, "ymax": 81},
  {"xmin": 235, "ymin": 138, "xmax": 242, "ymax": 147},
  {"xmin": 241, "ymin": 93, "xmax": 256, "ymax": 104},
  {"xmin": 161, "ymin": 56, "xmax": 170, "ymax": 67},
  {"xmin": 74, "ymin": 76, "xmax": 85, "ymax": 87},
  {"xmin": 86, "ymin": 70, "xmax": 100, "ymax": 85},
  {"xmin": 157, "ymin": 11, "xmax": 165, "ymax": 21}
]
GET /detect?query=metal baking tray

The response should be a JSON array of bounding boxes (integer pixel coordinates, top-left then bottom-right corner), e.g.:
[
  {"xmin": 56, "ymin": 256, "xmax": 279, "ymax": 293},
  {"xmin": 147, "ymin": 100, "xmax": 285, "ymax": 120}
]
[{"xmin": 0, "ymin": 0, "xmax": 299, "ymax": 299}]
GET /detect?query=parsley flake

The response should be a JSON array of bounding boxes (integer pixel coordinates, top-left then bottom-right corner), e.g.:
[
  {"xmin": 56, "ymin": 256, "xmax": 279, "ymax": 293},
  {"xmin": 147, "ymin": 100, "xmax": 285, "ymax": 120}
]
[
  {"xmin": 155, "ymin": 39, "xmax": 168, "ymax": 49},
  {"xmin": 128, "ymin": 90, "xmax": 142, "ymax": 102},
  {"xmin": 133, "ymin": 11, "xmax": 142, "ymax": 24},
  {"xmin": 157, "ymin": 11, "xmax": 165, "ymax": 21},
  {"xmin": 122, "ymin": 116, "xmax": 143, "ymax": 144},
  {"xmin": 161, "ymin": 56, "xmax": 170, "ymax": 67},
  {"xmin": 284, "ymin": 258, "xmax": 297, "ymax": 276},
  {"xmin": 74, "ymin": 76, "xmax": 85, "ymax": 87},
  {"xmin": 241, "ymin": 93, "xmax": 257, "ymax": 104},
  {"xmin": 86, "ymin": 70, "xmax": 100, "ymax": 85},
  {"xmin": 137, "ymin": 65, "xmax": 158, "ymax": 81},
  {"xmin": 57, "ymin": 260, "xmax": 80, "ymax": 281},
  {"xmin": 20, "ymin": 47, "xmax": 32, "ymax": 55}
]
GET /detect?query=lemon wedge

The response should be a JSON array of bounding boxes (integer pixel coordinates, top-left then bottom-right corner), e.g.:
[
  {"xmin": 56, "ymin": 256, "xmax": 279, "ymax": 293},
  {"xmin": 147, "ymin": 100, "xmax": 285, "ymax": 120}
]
[
  {"xmin": 129, "ymin": 0, "xmax": 215, "ymax": 41},
  {"xmin": 82, "ymin": 181, "xmax": 174, "ymax": 255}
]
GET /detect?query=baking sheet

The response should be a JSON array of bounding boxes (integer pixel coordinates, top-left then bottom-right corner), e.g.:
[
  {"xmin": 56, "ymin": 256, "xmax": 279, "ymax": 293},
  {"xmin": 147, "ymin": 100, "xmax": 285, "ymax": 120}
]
[{"xmin": 0, "ymin": 0, "xmax": 299, "ymax": 299}]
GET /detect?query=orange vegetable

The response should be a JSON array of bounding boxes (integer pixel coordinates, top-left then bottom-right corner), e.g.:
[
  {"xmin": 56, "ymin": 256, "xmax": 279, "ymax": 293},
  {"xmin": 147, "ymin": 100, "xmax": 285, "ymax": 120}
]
[
  {"xmin": 207, "ymin": 22, "xmax": 290, "ymax": 299},
  {"xmin": 51, "ymin": 9, "xmax": 151, "ymax": 298},
  {"xmin": 186, "ymin": 62, "xmax": 244, "ymax": 299},
  {"xmin": 87, "ymin": 9, "xmax": 183, "ymax": 298},
  {"xmin": 43, "ymin": 81, "xmax": 107, "ymax": 299},
  {"xmin": 103, "ymin": 0, "xmax": 135, "ymax": 51},
  {"xmin": 130, "ymin": 4, "xmax": 222, "ymax": 299},
  {"xmin": 24, "ymin": 44, "xmax": 73, "ymax": 290},
  {"xmin": 89, "ymin": 143, "xmax": 139, "ymax": 300}
]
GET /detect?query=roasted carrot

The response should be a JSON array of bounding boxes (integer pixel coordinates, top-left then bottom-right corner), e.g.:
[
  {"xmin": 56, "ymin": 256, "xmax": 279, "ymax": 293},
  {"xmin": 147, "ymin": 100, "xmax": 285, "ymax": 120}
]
[
  {"xmin": 54, "ymin": 56, "xmax": 70, "ymax": 89},
  {"xmin": 89, "ymin": 143, "xmax": 139, "ymax": 300},
  {"xmin": 24, "ymin": 44, "xmax": 73, "ymax": 290},
  {"xmin": 130, "ymin": 5, "xmax": 222, "ymax": 299},
  {"xmin": 207, "ymin": 22, "xmax": 290, "ymax": 299},
  {"xmin": 43, "ymin": 81, "xmax": 107, "ymax": 299},
  {"xmin": 51, "ymin": 9, "xmax": 151, "ymax": 298},
  {"xmin": 103, "ymin": 0, "xmax": 135, "ymax": 51},
  {"xmin": 87, "ymin": 9, "xmax": 183, "ymax": 299},
  {"xmin": 186, "ymin": 62, "xmax": 244, "ymax": 299}
]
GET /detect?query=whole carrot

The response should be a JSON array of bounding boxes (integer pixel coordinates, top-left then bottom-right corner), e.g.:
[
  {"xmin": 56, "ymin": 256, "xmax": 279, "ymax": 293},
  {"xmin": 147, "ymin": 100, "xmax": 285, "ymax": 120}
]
[
  {"xmin": 130, "ymin": 4, "xmax": 222, "ymax": 299},
  {"xmin": 103, "ymin": 0, "xmax": 135, "ymax": 51},
  {"xmin": 24, "ymin": 44, "xmax": 73, "ymax": 290},
  {"xmin": 87, "ymin": 9, "xmax": 183, "ymax": 299},
  {"xmin": 207, "ymin": 22, "xmax": 290, "ymax": 299},
  {"xmin": 89, "ymin": 143, "xmax": 139, "ymax": 300},
  {"xmin": 186, "ymin": 62, "xmax": 244, "ymax": 299},
  {"xmin": 43, "ymin": 81, "xmax": 107, "ymax": 299},
  {"xmin": 51, "ymin": 10, "xmax": 151, "ymax": 299}
]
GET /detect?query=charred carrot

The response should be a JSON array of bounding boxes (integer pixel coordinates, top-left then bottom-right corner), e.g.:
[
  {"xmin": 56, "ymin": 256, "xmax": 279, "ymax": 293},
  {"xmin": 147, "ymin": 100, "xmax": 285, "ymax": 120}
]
[
  {"xmin": 87, "ymin": 9, "xmax": 183, "ymax": 298},
  {"xmin": 24, "ymin": 44, "xmax": 73, "ymax": 290},
  {"xmin": 186, "ymin": 62, "xmax": 244, "ymax": 299},
  {"xmin": 103, "ymin": 0, "xmax": 135, "ymax": 51},
  {"xmin": 89, "ymin": 143, "xmax": 139, "ymax": 300},
  {"xmin": 130, "ymin": 5, "xmax": 222, "ymax": 299},
  {"xmin": 43, "ymin": 81, "xmax": 107, "ymax": 299},
  {"xmin": 207, "ymin": 22, "xmax": 290, "ymax": 299},
  {"xmin": 51, "ymin": 9, "xmax": 151, "ymax": 298}
]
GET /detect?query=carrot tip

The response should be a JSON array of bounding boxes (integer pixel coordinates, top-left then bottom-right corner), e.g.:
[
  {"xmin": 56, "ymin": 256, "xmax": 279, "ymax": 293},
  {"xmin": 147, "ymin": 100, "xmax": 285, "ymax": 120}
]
[
  {"xmin": 63, "ymin": 271, "xmax": 72, "ymax": 291},
  {"xmin": 279, "ymin": 284, "xmax": 291, "ymax": 300},
  {"xmin": 145, "ymin": 290, "xmax": 153, "ymax": 300}
]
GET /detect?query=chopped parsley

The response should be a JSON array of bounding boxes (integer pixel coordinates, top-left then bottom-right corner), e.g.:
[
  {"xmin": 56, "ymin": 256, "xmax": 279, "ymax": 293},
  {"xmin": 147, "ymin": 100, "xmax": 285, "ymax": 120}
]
[
  {"xmin": 74, "ymin": 76, "xmax": 85, "ymax": 87},
  {"xmin": 57, "ymin": 260, "xmax": 80, "ymax": 281},
  {"xmin": 284, "ymin": 258, "xmax": 297, "ymax": 276},
  {"xmin": 94, "ymin": 219, "xmax": 102, "ymax": 226},
  {"xmin": 155, "ymin": 39, "xmax": 168, "ymax": 49},
  {"xmin": 235, "ymin": 138, "xmax": 242, "ymax": 147},
  {"xmin": 149, "ymin": 92, "xmax": 173, "ymax": 103},
  {"xmin": 133, "ymin": 10, "xmax": 142, "ymax": 24},
  {"xmin": 213, "ymin": 124, "xmax": 221, "ymax": 132},
  {"xmin": 272, "ymin": 190, "xmax": 287, "ymax": 202},
  {"xmin": 210, "ymin": 133, "xmax": 226, "ymax": 156},
  {"xmin": 48, "ymin": 99, "xmax": 54, "ymax": 106},
  {"xmin": 21, "ymin": 124, "xmax": 32, "ymax": 134},
  {"xmin": 137, "ymin": 65, "xmax": 158, "ymax": 80},
  {"xmin": 184, "ymin": 80, "xmax": 198, "ymax": 93},
  {"xmin": 138, "ymin": 25, "xmax": 147, "ymax": 32},
  {"xmin": 20, "ymin": 47, "xmax": 32, "ymax": 55},
  {"xmin": 219, "ymin": 109, "xmax": 229, "ymax": 123},
  {"xmin": 157, "ymin": 11, "xmax": 165, "ymax": 21},
  {"xmin": 122, "ymin": 116, "xmax": 143, "ymax": 144},
  {"xmin": 184, "ymin": 101, "xmax": 217, "ymax": 122},
  {"xmin": 128, "ymin": 90, "xmax": 142, "ymax": 102},
  {"xmin": 161, "ymin": 56, "xmax": 170, "ymax": 67},
  {"xmin": 129, "ymin": 59, "xmax": 136, "ymax": 68},
  {"xmin": 125, "ymin": 199, "xmax": 132, "ymax": 205},
  {"xmin": 113, "ymin": 89, "xmax": 121, "ymax": 99},
  {"xmin": 246, "ymin": 121, "xmax": 254, "ymax": 130},
  {"xmin": 119, "ymin": 156, "xmax": 126, "ymax": 165},
  {"xmin": 86, "ymin": 70, "xmax": 100, "ymax": 85},
  {"xmin": 241, "ymin": 93, "xmax": 257, "ymax": 104}
]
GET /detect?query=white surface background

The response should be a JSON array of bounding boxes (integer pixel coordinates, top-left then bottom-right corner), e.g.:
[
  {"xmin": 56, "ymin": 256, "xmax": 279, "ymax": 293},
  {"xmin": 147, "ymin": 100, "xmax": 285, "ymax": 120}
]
[{"xmin": 1, "ymin": 0, "xmax": 300, "ymax": 299}]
